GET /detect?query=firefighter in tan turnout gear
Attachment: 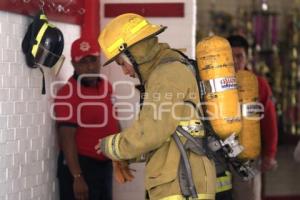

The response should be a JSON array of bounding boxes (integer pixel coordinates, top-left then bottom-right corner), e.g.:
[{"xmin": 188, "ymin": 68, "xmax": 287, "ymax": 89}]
[{"xmin": 94, "ymin": 13, "xmax": 216, "ymax": 200}]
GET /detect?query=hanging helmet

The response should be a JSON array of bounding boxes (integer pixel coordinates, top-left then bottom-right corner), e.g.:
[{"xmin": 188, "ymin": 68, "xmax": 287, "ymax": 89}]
[
  {"xmin": 22, "ymin": 11, "xmax": 65, "ymax": 75},
  {"xmin": 98, "ymin": 13, "xmax": 166, "ymax": 66}
]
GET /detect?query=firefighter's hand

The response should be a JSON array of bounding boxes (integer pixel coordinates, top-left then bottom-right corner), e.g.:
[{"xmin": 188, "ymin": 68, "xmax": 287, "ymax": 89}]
[
  {"xmin": 73, "ymin": 176, "xmax": 89, "ymax": 200},
  {"xmin": 113, "ymin": 161, "xmax": 135, "ymax": 184},
  {"xmin": 261, "ymin": 157, "xmax": 277, "ymax": 172}
]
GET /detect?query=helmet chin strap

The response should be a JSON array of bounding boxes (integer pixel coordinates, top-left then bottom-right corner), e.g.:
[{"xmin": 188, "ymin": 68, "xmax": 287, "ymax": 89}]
[
  {"xmin": 123, "ymin": 49, "xmax": 143, "ymax": 85},
  {"xmin": 122, "ymin": 48, "xmax": 145, "ymax": 108}
]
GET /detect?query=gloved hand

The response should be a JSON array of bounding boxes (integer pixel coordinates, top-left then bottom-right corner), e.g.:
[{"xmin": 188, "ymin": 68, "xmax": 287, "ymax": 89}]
[{"xmin": 113, "ymin": 161, "xmax": 135, "ymax": 184}]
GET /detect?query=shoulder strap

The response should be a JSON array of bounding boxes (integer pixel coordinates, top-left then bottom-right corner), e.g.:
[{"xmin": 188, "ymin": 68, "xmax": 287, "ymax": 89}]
[{"xmin": 170, "ymin": 49, "xmax": 206, "ymax": 98}]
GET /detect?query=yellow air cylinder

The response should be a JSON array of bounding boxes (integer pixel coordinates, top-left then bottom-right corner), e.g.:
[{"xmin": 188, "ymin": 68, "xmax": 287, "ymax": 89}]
[
  {"xmin": 236, "ymin": 70, "xmax": 261, "ymax": 160},
  {"xmin": 196, "ymin": 35, "xmax": 241, "ymax": 139}
]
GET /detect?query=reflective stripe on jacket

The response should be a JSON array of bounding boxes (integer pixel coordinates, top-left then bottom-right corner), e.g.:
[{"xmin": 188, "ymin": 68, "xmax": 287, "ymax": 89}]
[
  {"xmin": 160, "ymin": 193, "xmax": 215, "ymax": 200},
  {"xmin": 216, "ymin": 171, "xmax": 232, "ymax": 193}
]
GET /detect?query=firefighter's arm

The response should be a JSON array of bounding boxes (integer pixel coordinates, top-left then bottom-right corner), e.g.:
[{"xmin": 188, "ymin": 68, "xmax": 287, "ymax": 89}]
[
  {"xmin": 96, "ymin": 66, "xmax": 188, "ymax": 161},
  {"xmin": 98, "ymin": 87, "xmax": 181, "ymax": 160},
  {"xmin": 95, "ymin": 81, "xmax": 183, "ymax": 183}
]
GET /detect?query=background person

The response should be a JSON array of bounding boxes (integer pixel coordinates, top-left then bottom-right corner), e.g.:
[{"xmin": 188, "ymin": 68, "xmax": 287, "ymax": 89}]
[
  {"xmin": 54, "ymin": 37, "xmax": 119, "ymax": 200},
  {"xmin": 227, "ymin": 35, "xmax": 278, "ymax": 200}
]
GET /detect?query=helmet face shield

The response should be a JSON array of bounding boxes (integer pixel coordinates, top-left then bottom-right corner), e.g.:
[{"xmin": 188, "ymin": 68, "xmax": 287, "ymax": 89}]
[
  {"xmin": 35, "ymin": 44, "xmax": 65, "ymax": 76},
  {"xmin": 22, "ymin": 12, "xmax": 64, "ymax": 71}
]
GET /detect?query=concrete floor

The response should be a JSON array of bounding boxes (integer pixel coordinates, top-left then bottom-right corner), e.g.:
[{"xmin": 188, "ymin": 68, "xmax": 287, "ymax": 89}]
[{"xmin": 264, "ymin": 145, "xmax": 300, "ymax": 197}]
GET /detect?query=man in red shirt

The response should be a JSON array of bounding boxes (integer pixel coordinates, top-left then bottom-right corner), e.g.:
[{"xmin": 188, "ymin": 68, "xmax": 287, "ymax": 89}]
[
  {"xmin": 227, "ymin": 35, "xmax": 278, "ymax": 200},
  {"xmin": 54, "ymin": 37, "xmax": 119, "ymax": 200}
]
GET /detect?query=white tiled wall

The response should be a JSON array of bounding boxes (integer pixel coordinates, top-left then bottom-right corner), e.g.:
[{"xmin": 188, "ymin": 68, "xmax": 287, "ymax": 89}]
[{"xmin": 0, "ymin": 11, "xmax": 79, "ymax": 200}]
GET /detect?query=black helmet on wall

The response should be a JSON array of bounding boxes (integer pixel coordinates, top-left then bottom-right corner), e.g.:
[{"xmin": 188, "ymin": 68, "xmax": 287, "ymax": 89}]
[
  {"xmin": 22, "ymin": 11, "xmax": 64, "ymax": 69},
  {"xmin": 22, "ymin": 12, "xmax": 65, "ymax": 95}
]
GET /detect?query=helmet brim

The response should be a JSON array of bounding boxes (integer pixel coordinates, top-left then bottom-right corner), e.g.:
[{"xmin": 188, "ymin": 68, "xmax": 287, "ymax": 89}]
[{"xmin": 103, "ymin": 26, "xmax": 167, "ymax": 66}]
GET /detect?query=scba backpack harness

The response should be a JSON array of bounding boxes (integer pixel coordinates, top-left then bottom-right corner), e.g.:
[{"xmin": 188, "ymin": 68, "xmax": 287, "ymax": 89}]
[{"xmin": 167, "ymin": 49, "xmax": 256, "ymax": 199}]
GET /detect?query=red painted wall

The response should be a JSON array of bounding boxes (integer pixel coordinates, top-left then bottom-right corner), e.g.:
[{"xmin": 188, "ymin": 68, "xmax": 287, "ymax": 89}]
[
  {"xmin": 0, "ymin": 0, "xmax": 100, "ymax": 39},
  {"xmin": 104, "ymin": 3, "xmax": 184, "ymax": 18},
  {"xmin": 0, "ymin": 0, "xmax": 84, "ymax": 24}
]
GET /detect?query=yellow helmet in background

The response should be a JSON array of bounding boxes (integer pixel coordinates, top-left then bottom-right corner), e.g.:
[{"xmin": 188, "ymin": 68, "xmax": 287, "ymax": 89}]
[{"xmin": 98, "ymin": 13, "xmax": 166, "ymax": 66}]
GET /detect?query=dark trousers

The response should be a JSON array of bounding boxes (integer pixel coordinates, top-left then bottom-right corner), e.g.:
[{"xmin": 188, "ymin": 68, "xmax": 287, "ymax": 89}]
[
  {"xmin": 57, "ymin": 151, "xmax": 112, "ymax": 200},
  {"xmin": 216, "ymin": 190, "xmax": 233, "ymax": 200}
]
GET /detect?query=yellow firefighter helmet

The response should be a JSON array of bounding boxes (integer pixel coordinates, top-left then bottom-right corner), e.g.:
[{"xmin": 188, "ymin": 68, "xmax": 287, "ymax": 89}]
[{"xmin": 98, "ymin": 13, "xmax": 166, "ymax": 65}]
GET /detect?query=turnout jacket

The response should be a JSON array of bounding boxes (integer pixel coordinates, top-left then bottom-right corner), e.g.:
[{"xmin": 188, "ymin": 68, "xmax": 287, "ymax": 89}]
[{"xmin": 101, "ymin": 37, "xmax": 216, "ymax": 200}]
